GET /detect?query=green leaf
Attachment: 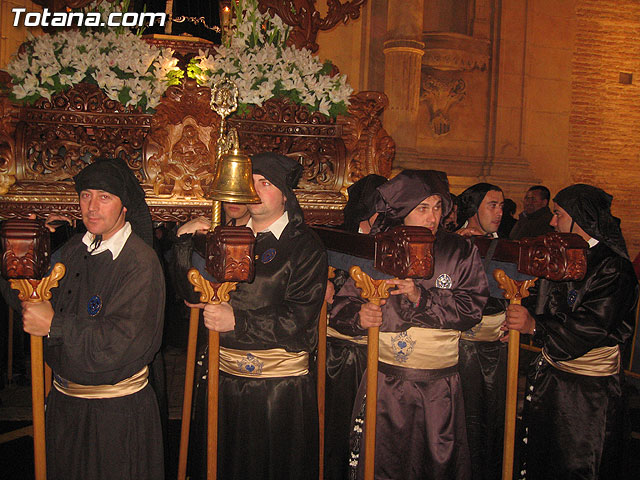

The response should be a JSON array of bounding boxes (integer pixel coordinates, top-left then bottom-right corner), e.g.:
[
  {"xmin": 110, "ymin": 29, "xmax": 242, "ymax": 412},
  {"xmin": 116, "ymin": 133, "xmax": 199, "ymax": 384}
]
[
  {"xmin": 166, "ymin": 70, "xmax": 184, "ymax": 85},
  {"xmin": 329, "ymin": 101, "xmax": 348, "ymax": 117},
  {"xmin": 187, "ymin": 60, "xmax": 204, "ymax": 79},
  {"xmin": 111, "ymin": 66, "xmax": 135, "ymax": 80},
  {"xmin": 9, "ymin": 92, "xmax": 41, "ymax": 105},
  {"xmin": 118, "ymin": 86, "xmax": 131, "ymax": 105},
  {"xmin": 237, "ymin": 103, "xmax": 250, "ymax": 116},
  {"xmin": 60, "ymin": 66, "xmax": 76, "ymax": 76},
  {"xmin": 320, "ymin": 61, "xmax": 334, "ymax": 76}
]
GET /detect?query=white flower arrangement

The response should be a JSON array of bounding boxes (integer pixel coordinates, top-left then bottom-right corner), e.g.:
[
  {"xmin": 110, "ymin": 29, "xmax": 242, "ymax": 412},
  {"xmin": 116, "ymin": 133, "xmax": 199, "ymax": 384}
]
[
  {"xmin": 3, "ymin": 28, "xmax": 183, "ymax": 112},
  {"xmin": 187, "ymin": 0, "xmax": 353, "ymax": 118}
]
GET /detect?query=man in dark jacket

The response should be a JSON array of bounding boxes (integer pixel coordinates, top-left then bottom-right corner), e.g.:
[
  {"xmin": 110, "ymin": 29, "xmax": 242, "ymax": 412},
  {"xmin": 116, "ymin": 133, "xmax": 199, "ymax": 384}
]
[
  {"xmin": 4, "ymin": 158, "xmax": 165, "ymax": 480},
  {"xmin": 510, "ymin": 185, "xmax": 553, "ymax": 240}
]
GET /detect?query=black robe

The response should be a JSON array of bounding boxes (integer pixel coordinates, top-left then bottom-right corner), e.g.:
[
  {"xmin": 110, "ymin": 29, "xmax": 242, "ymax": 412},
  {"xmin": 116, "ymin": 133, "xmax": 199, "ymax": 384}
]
[
  {"xmin": 459, "ymin": 257, "xmax": 509, "ymax": 480},
  {"xmin": 331, "ymin": 230, "xmax": 488, "ymax": 480},
  {"xmin": 44, "ymin": 232, "xmax": 165, "ymax": 480},
  {"xmin": 173, "ymin": 221, "xmax": 328, "ymax": 480},
  {"xmin": 518, "ymin": 242, "xmax": 638, "ymax": 480},
  {"xmin": 325, "ymin": 267, "xmax": 368, "ymax": 480}
]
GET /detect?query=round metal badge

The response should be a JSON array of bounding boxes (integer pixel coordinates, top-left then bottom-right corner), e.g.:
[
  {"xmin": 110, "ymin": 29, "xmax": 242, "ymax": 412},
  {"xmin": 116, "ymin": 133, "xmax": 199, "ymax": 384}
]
[
  {"xmin": 435, "ymin": 273, "xmax": 452, "ymax": 289},
  {"xmin": 87, "ymin": 295, "xmax": 102, "ymax": 316},
  {"xmin": 567, "ymin": 289, "xmax": 578, "ymax": 307},
  {"xmin": 261, "ymin": 248, "xmax": 276, "ymax": 264}
]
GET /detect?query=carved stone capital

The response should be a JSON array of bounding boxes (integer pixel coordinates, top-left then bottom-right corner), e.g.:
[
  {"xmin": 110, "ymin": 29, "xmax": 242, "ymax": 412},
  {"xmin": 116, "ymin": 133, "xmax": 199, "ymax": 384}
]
[
  {"xmin": 422, "ymin": 33, "xmax": 490, "ymax": 72},
  {"xmin": 420, "ymin": 74, "xmax": 466, "ymax": 136}
]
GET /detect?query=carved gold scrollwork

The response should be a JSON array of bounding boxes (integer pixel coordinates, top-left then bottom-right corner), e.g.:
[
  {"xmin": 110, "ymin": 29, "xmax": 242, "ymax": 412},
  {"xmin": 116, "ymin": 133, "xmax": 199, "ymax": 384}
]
[
  {"xmin": 9, "ymin": 262, "xmax": 66, "ymax": 302},
  {"xmin": 493, "ymin": 269, "xmax": 537, "ymax": 305},
  {"xmin": 339, "ymin": 91, "xmax": 394, "ymax": 186},
  {"xmin": 0, "ymin": 73, "xmax": 18, "ymax": 195},
  {"xmin": 258, "ymin": 0, "xmax": 367, "ymax": 53},
  {"xmin": 349, "ymin": 265, "xmax": 393, "ymax": 306},
  {"xmin": 187, "ymin": 268, "xmax": 237, "ymax": 305}
]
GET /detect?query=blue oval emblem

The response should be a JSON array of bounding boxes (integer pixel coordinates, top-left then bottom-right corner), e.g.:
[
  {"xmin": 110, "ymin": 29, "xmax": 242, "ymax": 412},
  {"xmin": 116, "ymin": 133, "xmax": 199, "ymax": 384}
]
[
  {"xmin": 261, "ymin": 248, "xmax": 276, "ymax": 264},
  {"xmin": 567, "ymin": 289, "xmax": 578, "ymax": 307},
  {"xmin": 435, "ymin": 273, "xmax": 452, "ymax": 289},
  {"xmin": 87, "ymin": 295, "xmax": 102, "ymax": 316}
]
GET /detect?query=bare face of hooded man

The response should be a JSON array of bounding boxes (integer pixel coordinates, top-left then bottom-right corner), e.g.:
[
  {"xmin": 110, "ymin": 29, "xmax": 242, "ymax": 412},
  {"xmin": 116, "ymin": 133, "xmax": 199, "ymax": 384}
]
[
  {"xmin": 247, "ymin": 174, "xmax": 286, "ymax": 230},
  {"xmin": 550, "ymin": 203, "xmax": 590, "ymax": 242},
  {"xmin": 403, "ymin": 195, "xmax": 442, "ymax": 234},
  {"xmin": 79, "ymin": 189, "xmax": 127, "ymax": 240},
  {"xmin": 472, "ymin": 189, "xmax": 504, "ymax": 234}
]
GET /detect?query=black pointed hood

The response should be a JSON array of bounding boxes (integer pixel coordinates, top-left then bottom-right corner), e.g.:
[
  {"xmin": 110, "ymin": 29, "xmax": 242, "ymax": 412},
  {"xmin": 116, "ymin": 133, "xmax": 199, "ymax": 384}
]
[
  {"xmin": 342, "ymin": 174, "xmax": 387, "ymax": 232},
  {"xmin": 554, "ymin": 184, "xmax": 629, "ymax": 259},
  {"xmin": 74, "ymin": 157, "xmax": 153, "ymax": 246},
  {"xmin": 250, "ymin": 152, "xmax": 305, "ymax": 227}
]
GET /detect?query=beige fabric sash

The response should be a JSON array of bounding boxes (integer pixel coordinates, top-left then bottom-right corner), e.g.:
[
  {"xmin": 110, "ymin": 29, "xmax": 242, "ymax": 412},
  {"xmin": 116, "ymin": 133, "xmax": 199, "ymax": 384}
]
[
  {"xmin": 53, "ymin": 366, "xmax": 149, "ymax": 399},
  {"xmin": 219, "ymin": 347, "xmax": 309, "ymax": 378},
  {"xmin": 327, "ymin": 326, "xmax": 368, "ymax": 345},
  {"xmin": 379, "ymin": 327, "xmax": 460, "ymax": 369},
  {"xmin": 461, "ymin": 312, "xmax": 505, "ymax": 342},
  {"xmin": 542, "ymin": 345, "xmax": 620, "ymax": 377}
]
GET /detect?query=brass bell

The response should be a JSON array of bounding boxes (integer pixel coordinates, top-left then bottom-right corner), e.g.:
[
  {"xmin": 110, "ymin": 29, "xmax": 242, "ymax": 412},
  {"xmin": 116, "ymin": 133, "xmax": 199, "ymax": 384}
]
[{"xmin": 208, "ymin": 148, "xmax": 261, "ymax": 204}]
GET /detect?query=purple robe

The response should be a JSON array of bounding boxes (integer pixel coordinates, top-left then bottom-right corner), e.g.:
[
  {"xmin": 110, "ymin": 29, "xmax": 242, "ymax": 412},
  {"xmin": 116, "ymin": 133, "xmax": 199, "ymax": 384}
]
[{"xmin": 331, "ymin": 230, "xmax": 488, "ymax": 480}]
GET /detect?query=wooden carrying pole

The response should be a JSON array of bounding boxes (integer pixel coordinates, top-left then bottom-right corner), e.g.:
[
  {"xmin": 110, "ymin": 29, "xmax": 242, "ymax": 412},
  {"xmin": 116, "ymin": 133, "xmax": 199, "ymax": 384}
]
[
  {"xmin": 317, "ymin": 299, "xmax": 327, "ymax": 480},
  {"xmin": 493, "ymin": 270, "xmax": 536, "ymax": 480},
  {"xmin": 477, "ymin": 232, "xmax": 589, "ymax": 480},
  {"xmin": 317, "ymin": 266, "xmax": 335, "ymax": 480},
  {"xmin": 207, "ymin": 328, "xmax": 220, "ymax": 480},
  {"xmin": 350, "ymin": 266, "xmax": 394, "ymax": 480},
  {"xmin": 176, "ymin": 269, "xmax": 237, "ymax": 480},
  {"xmin": 312, "ymin": 225, "xmax": 435, "ymax": 480},
  {"xmin": 8, "ymin": 263, "xmax": 66, "ymax": 480},
  {"xmin": 177, "ymin": 306, "xmax": 200, "ymax": 480}
]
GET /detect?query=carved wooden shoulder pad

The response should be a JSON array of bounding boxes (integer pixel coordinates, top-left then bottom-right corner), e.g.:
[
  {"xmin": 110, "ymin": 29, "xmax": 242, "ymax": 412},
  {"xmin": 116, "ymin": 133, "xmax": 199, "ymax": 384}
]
[
  {"xmin": 205, "ymin": 226, "xmax": 256, "ymax": 283},
  {"xmin": 374, "ymin": 226, "xmax": 435, "ymax": 279},
  {"xmin": 518, "ymin": 232, "xmax": 588, "ymax": 281},
  {"xmin": 0, "ymin": 219, "xmax": 50, "ymax": 279}
]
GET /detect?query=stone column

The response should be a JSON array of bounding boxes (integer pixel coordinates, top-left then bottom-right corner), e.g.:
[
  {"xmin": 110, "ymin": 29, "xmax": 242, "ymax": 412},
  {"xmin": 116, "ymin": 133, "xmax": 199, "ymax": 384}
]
[{"xmin": 383, "ymin": 0, "xmax": 424, "ymax": 161}]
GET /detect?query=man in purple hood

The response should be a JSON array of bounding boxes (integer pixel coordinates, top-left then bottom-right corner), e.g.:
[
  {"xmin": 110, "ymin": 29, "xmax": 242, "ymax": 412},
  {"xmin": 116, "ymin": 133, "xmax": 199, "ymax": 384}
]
[{"xmin": 331, "ymin": 170, "xmax": 488, "ymax": 480}]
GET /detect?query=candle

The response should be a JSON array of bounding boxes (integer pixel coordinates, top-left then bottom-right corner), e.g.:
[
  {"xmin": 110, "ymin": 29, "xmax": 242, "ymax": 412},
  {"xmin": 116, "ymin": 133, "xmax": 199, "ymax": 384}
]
[{"xmin": 221, "ymin": 6, "xmax": 231, "ymax": 28}]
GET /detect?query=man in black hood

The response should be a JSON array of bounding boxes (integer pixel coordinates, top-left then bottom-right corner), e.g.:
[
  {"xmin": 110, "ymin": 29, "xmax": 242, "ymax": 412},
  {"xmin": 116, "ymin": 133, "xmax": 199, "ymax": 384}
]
[
  {"xmin": 331, "ymin": 169, "xmax": 488, "ymax": 480},
  {"xmin": 456, "ymin": 182, "xmax": 508, "ymax": 480},
  {"xmin": 456, "ymin": 182, "xmax": 504, "ymax": 237},
  {"xmin": 179, "ymin": 152, "xmax": 328, "ymax": 480},
  {"xmin": 15, "ymin": 158, "xmax": 165, "ymax": 479},
  {"xmin": 341, "ymin": 173, "xmax": 387, "ymax": 233},
  {"xmin": 505, "ymin": 183, "xmax": 638, "ymax": 480},
  {"xmin": 324, "ymin": 173, "xmax": 387, "ymax": 479}
]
